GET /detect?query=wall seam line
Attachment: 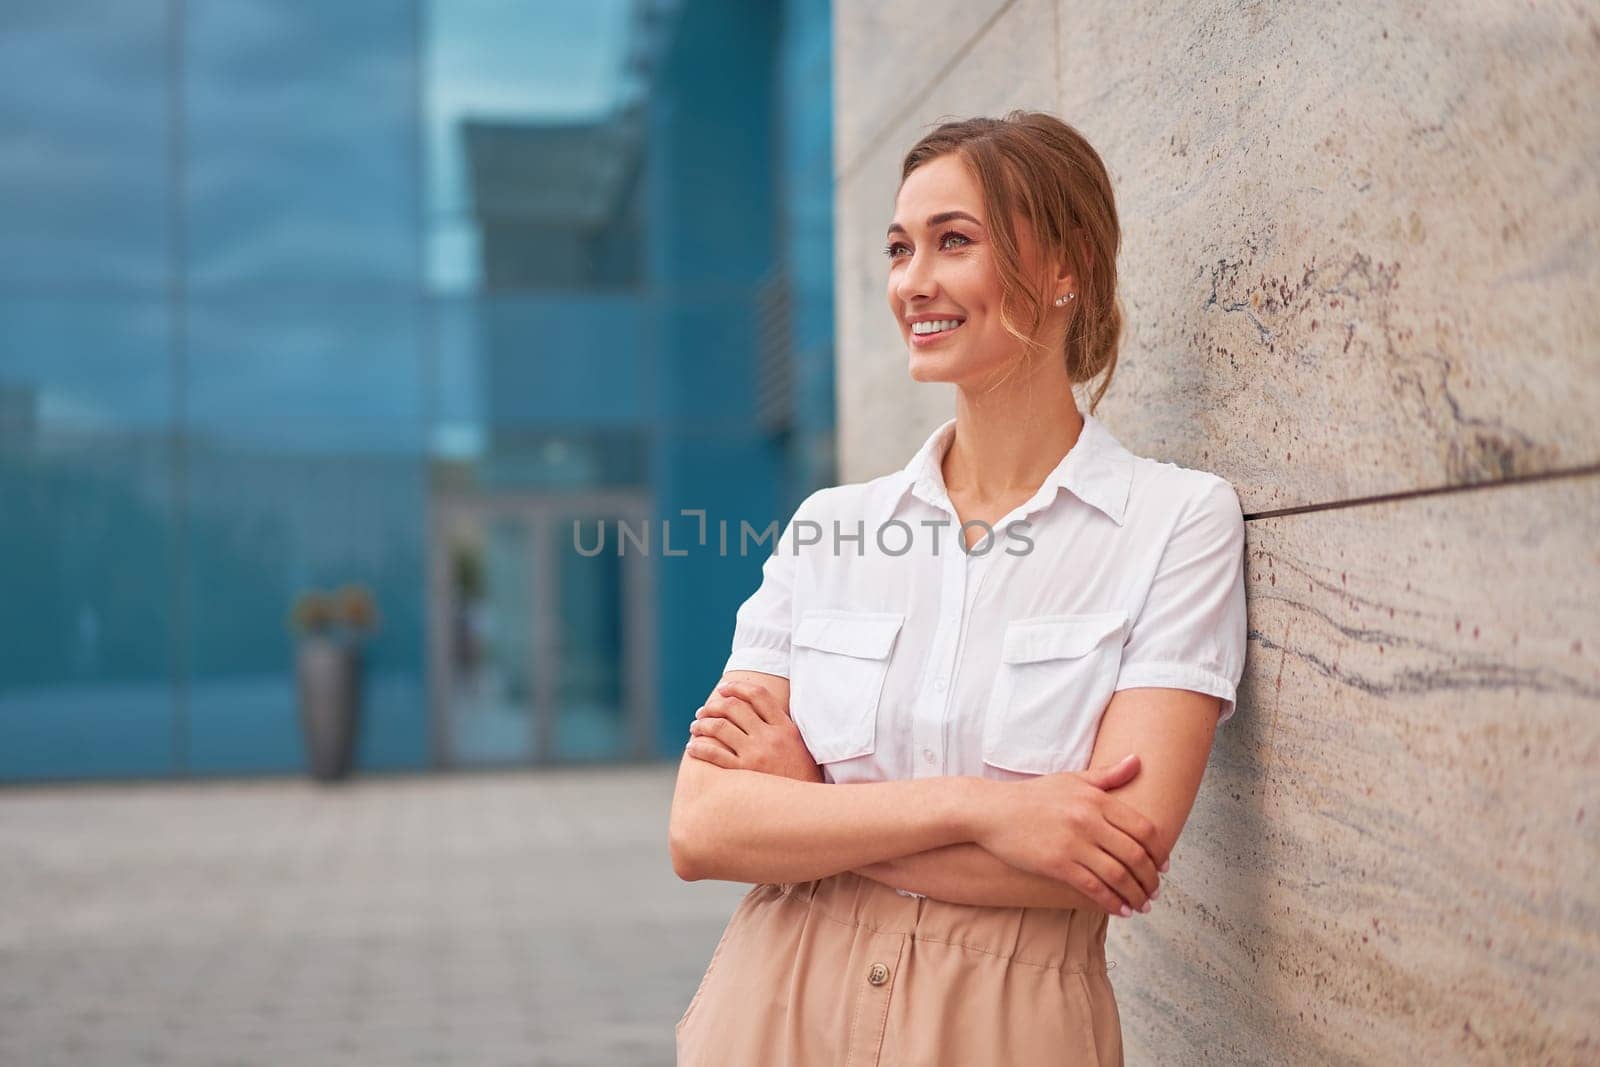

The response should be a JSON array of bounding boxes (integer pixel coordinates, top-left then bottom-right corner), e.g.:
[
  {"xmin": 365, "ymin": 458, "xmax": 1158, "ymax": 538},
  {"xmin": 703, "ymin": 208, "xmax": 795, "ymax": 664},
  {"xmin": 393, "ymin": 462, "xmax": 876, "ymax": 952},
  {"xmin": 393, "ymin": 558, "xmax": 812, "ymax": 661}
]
[{"xmin": 1242, "ymin": 463, "xmax": 1600, "ymax": 522}]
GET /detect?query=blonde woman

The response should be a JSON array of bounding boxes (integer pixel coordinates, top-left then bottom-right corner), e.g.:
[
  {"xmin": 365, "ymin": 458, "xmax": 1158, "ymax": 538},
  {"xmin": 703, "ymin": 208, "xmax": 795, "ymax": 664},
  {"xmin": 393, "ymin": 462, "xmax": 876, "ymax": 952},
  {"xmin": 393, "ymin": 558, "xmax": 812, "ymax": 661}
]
[{"xmin": 670, "ymin": 111, "xmax": 1247, "ymax": 1066}]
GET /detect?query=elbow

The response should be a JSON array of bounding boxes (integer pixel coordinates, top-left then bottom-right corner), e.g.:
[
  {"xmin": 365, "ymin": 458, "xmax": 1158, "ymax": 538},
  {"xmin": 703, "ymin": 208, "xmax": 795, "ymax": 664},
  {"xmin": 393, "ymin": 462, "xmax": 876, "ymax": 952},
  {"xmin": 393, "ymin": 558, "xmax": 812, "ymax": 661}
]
[
  {"xmin": 670, "ymin": 832, "xmax": 702, "ymax": 881},
  {"xmin": 1154, "ymin": 816, "xmax": 1188, "ymax": 869},
  {"xmin": 669, "ymin": 806, "xmax": 707, "ymax": 882}
]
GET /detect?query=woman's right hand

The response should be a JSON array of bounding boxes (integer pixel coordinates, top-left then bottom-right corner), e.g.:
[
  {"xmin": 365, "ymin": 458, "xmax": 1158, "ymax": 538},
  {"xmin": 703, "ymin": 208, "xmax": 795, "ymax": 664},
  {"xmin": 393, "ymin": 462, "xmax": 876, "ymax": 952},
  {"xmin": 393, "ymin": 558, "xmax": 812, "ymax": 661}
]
[{"xmin": 972, "ymin": 754, "xmax": 1168, "ymax": 917}]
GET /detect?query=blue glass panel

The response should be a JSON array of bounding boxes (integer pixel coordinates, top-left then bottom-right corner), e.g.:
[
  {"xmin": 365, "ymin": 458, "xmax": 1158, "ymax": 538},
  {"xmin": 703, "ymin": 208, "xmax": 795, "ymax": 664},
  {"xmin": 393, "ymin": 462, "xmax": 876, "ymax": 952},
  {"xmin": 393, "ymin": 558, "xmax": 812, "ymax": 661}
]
[
  {"xmin": 0, "ymin": 1, "xmax": 168, "ymax": 290},
  {"xmin": 650, "ymin": 430, "xmax": 784, "ymax": 758},
  {"xmin": 0, "ymin": 428, "xmax": 176, "ymax": 779},
  {"xmin": 186, "ymin": 0, "xmax": 418, "ymax": 291},
  {"xmin": 657, "ymin": 293, "xmax": 760, "ymax": 424},
  {"xmin": 186, "ymin": 298, "xmax": 424, "ymax": 447},
  {"xmin": 0, "ymin": 297, "xmax": 170, "ymax": 431},
  {"xmin": 479, "ymin": 294, "xmax": 647, "ymax": 426},
  {"xmin": 431, "ymin": 296, "xmax": 484, "ymax": 428},
  {"xmin": 183, "ymin": 426, "xmax": 426, "ymax": 773},
  {"xmin": 431, "ymin": 294, "xmax": 651, "ymax": 485}
]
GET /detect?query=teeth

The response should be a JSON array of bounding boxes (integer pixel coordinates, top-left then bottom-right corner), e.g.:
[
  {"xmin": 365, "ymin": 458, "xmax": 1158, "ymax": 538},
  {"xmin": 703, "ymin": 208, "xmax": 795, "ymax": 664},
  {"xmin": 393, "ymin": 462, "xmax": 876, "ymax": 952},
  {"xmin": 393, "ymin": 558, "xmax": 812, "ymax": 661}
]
[{"xmin": 911, "ymin": 319, "xmax": 963, "ymax": 335}]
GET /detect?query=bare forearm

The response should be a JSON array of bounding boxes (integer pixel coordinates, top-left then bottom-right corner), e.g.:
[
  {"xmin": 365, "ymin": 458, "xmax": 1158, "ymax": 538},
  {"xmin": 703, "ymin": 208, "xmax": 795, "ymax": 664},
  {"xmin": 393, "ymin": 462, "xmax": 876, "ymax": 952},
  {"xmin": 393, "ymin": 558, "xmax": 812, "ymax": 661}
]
[
  {"xmin": 853, "ymin": 843, "xmax": 1106, "ymax": 912},
  {"xmin": 670, "ymin": 756, "xmax": 991, "ymax": 884}
]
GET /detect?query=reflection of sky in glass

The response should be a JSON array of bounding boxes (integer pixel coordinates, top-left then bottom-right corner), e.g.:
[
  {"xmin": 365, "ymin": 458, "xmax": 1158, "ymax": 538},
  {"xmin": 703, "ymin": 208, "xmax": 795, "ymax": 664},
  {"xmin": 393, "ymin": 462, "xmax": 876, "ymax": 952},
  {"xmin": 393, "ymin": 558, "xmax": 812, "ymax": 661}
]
[
  {"xmin": 0, "ymin": 1, "xmax": 640, "ymax": 442},
  {"xmin": 185, "ymin": 295, "xmax": 425, "ymax": 428},
  {"xmin": 186, "ymin": 1, "xmax": 420, "ymax": 290},
  {"xmin": 0, "ymin": 298, "xmax": 169, "ymax": 429},
  {"xmin": 0, "ymin": 2, "xmax": 167, "ymax": 289},
  {"xmin": 431, "ymin": 296, "xmax": 486, "ymax": 457},
  {"xmin": 425, "ymin": 0, "xmax": 632, "ymax": 292}
]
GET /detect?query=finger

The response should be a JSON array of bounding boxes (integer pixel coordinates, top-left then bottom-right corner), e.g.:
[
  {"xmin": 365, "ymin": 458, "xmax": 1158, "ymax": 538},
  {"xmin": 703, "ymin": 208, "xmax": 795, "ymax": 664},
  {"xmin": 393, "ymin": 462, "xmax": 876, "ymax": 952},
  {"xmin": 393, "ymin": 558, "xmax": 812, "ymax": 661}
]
[
  {"xmin": 689, "ymin": 716, "xmax": 744, "ymax": 752},
  {"xmin": 698, "ymin": 695, "xmax": 763, "ymax": 736},
  {"xmin": 713, "ymin": 680, "xmax": 783, "ymax": 725},
  {"xmin": 1094, "ymin": 823, "xmax": 1161, "ymax": 900},
  {"xmin": 1065, "ymin": 859, "xmax": 1137, "ymax": 919},
  {"xmin": 694, "ymin": 699, "xmax": 754, "ymax": 735},
  {"xmin": 1081, "ymin": 753, "xmax": 1140, "ymax": 791},
  {"xmin": 715, "ymin": 680, "xmax": 785, "ymax": 725},
  {"xmin": 1080, "ymin": 847, "xmax": 1150, "ymax": 914},
  {"xmin": 1100, "ymin": 796, "xmax": 1168, "ymax": 871},
  {"xmin": 686, "ymin": 737, "xmax": 739, "ymax": 768}
]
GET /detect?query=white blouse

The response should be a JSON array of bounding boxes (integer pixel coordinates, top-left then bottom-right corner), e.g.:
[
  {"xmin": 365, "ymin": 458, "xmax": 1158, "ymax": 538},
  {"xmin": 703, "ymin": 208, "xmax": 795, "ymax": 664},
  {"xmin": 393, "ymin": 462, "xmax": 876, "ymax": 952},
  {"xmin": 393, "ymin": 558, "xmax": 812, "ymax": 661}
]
[{"xmin": 722, "ymin": 408, "xmax": 1248, "ymax": 796}]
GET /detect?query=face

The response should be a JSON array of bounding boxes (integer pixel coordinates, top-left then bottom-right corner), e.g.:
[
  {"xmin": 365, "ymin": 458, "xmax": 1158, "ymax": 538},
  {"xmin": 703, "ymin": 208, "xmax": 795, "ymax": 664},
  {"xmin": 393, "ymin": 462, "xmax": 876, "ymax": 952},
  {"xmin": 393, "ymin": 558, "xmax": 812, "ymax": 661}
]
[{"xmin": 885, "ymin": 153, "xmax": 1063, "ymax": 387}]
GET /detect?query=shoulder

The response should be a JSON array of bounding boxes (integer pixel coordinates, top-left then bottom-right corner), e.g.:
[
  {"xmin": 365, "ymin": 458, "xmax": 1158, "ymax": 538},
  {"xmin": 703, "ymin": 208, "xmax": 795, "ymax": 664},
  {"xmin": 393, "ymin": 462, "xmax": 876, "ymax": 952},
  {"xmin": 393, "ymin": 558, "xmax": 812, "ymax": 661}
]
[{"xmin": 1125, "ymin": 454, "xmax": 1243, "ymax": 537}]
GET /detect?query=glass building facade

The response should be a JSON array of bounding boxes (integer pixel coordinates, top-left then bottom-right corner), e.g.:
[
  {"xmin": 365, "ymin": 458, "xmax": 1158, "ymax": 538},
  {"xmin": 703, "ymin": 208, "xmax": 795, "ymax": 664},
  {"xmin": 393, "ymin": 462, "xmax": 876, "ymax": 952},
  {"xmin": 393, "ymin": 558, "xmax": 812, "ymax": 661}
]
[{"xmin": 0, "ymin": 0, "xmax": 835, "ymax": 781}]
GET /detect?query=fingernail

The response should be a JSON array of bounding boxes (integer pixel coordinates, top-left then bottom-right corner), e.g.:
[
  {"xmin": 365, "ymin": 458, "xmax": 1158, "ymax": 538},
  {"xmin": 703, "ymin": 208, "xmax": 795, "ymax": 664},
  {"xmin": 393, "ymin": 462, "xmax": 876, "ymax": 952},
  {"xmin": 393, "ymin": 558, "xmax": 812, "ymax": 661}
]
[
  {"xmin": 1140, "ymin": 899, "xmax": 1151, "ymax": 913},
  {"xmin": 1119, "ymin": 905, "xmax": 1131, "ymax": 918},
  {"xmin": 1160, "ymin": 860, "xmax": 1169, "ymax": 873},
  {"xmin": 1151, "ymin": 886, "xmax": 1160, "ymax": 901}
]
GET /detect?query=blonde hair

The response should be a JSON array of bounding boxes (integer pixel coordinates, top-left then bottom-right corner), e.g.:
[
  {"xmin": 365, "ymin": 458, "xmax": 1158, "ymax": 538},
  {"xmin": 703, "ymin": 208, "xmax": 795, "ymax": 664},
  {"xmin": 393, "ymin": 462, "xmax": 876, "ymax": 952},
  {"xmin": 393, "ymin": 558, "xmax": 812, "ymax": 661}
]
[{"xmin": 899, "ymin": 110, "xmax": 1123, "ymax": 414}]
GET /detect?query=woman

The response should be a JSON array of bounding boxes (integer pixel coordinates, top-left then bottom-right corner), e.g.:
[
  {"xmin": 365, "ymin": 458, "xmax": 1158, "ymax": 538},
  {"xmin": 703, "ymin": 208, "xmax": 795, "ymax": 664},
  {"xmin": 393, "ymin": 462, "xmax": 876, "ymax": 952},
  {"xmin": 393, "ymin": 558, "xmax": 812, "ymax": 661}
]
[{"xmin": 669, "ymin": 111, "xmax": 1248, "ymax": 1066}]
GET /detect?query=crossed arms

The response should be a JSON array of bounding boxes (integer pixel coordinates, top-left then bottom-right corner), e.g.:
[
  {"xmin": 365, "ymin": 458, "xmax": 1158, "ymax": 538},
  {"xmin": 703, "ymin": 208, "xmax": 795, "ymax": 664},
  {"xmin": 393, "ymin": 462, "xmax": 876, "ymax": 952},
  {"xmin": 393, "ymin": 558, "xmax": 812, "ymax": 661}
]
[{"xmin": 668, "ymin": 669, "xmax": 1220, "ymax": 913}]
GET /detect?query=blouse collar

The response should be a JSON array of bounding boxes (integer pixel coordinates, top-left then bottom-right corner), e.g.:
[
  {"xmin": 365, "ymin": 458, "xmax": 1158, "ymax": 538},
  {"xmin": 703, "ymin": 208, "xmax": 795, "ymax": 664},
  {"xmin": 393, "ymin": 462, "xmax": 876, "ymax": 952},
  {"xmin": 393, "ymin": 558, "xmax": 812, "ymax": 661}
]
[{"xmin": 896, "ymin": 409, "xmax": 1134, "ymax": 526}]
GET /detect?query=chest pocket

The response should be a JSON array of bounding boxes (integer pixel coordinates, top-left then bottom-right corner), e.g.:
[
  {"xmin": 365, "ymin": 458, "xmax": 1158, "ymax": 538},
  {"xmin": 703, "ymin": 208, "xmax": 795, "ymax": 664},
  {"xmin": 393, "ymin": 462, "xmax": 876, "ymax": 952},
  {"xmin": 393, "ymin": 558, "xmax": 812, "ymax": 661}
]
[
  {"xmin": 789, "ymin": 609, "xmax": 904, "ymax": 764},
  {"xmin": 981, "ymin": 610, "xmax": 1128, "ymax": 776}
]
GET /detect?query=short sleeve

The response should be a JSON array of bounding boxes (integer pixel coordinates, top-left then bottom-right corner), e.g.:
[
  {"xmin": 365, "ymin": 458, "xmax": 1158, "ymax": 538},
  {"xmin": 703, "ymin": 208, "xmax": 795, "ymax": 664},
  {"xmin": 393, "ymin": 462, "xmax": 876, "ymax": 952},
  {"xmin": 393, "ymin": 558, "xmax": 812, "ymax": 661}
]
[
  {"xmin": 1114, "ymin": 475, "xmax": 1248, "ymax": 724},
  {"xmin": 720, "ymin": 493, "xmax": 814, "ymax": 679}
]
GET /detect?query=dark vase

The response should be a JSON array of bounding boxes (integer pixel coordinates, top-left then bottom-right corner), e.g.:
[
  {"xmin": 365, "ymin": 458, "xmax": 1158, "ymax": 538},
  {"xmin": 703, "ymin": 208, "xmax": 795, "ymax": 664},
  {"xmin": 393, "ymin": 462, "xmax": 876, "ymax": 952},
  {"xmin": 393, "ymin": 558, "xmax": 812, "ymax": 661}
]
[{"xmin": 295, "ymin": 635, "xmax": 363, "ymax": 781}]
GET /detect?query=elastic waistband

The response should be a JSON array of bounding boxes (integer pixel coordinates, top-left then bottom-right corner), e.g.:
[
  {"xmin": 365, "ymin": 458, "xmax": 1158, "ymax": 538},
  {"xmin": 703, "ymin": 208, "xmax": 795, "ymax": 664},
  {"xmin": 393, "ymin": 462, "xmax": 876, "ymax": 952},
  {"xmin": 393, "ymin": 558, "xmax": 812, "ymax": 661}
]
[{"xmin": 774, "ymin": 870, "xmax": 1112, "ymax": 974}]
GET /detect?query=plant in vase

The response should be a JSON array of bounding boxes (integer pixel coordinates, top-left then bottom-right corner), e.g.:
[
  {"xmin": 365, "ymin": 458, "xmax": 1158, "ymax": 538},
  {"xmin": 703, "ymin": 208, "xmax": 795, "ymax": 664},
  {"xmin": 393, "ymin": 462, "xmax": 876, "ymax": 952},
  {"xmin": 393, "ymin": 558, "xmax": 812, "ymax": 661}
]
[{"xmin": 288, "ymin": 584, "xmax": 382, "ymax": 782}]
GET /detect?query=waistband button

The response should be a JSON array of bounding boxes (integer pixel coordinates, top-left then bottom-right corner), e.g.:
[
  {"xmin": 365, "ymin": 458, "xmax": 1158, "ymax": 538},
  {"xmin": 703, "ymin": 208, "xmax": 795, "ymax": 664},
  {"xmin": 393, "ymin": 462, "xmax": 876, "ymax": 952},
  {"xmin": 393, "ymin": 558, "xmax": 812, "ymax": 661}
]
[{"xmin": 867, "ymin": 962, "xmax": 890, "ymax": 986}]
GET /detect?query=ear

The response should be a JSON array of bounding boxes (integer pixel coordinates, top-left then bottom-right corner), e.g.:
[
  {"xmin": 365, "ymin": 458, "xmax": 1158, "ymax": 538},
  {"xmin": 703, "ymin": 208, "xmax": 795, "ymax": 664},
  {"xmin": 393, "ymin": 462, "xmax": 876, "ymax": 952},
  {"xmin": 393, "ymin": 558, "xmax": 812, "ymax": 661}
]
[
  {"xmin": 1056, "ymin": 262, "xmax": 1075, "ymax": 291},
  {"xmin": 1053, "ymin": 256, "xmax": 1076, "ymax": 299},
  {"xmin": 1052, "ymin": 249, "xmax": 1076, "ymax": 295},
  {"xmin": 1060, "ymin": 227, "xmax": 1090, "ymax": 286}
]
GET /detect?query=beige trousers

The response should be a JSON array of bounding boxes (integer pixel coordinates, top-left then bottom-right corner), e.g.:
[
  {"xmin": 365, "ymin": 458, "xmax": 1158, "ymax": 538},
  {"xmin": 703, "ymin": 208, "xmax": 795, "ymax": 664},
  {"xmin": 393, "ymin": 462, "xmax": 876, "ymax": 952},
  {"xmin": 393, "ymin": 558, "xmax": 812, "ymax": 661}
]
[{"xmin": 676, "ymin": 870, "xmax": 1123, "ymax": 1065}]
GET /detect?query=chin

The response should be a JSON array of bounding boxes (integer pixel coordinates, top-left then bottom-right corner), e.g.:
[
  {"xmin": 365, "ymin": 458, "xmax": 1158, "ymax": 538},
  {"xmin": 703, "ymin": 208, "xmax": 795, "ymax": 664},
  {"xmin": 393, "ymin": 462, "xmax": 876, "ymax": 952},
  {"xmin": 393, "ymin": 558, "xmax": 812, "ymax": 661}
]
[
  {"xmin": 907, "ymin": 352, "xmax": 957, "ymax": 384},
  {"xmin": 908, "ymin": 346, "xmax": 991, "ymax": 385}
]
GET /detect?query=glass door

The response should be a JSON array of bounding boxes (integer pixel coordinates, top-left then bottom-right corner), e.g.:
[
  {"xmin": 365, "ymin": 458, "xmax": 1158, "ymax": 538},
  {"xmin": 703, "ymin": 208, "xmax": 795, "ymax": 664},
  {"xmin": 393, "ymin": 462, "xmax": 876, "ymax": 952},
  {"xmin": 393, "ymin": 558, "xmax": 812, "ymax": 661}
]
[{"xmin": 429, "ymin": 492, "xmax": 654, "ymax": 767}]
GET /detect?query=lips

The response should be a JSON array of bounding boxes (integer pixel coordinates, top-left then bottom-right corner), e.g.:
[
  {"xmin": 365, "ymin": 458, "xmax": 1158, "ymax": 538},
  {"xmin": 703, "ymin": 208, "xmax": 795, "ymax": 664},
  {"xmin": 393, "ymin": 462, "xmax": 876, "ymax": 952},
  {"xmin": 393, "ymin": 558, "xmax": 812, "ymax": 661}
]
[{"xmin": 908, "ymin": 320, "xmax": 966, "ymax": 346}]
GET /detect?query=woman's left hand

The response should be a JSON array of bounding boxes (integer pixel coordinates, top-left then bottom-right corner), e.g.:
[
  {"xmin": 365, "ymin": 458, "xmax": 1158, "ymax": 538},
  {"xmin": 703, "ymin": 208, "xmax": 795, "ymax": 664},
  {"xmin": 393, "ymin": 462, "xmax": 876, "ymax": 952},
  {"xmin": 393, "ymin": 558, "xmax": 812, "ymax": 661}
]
[{"xmin": 686, "ymin": 679, "xmax": 824, "ymax": 784}]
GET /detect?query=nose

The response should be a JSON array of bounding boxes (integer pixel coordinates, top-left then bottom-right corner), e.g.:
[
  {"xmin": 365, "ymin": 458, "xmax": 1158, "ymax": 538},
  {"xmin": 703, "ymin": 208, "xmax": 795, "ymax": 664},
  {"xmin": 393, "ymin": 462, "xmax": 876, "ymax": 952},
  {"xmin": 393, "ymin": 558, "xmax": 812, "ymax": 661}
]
[{"xmin": 894, "ymin": 245, "xmax": 937, "ymax": 306}]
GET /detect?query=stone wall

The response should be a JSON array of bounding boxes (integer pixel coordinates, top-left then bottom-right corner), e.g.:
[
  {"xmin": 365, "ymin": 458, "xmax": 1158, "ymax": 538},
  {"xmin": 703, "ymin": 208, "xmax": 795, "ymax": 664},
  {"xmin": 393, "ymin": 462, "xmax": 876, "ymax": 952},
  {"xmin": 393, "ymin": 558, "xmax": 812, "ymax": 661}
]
[{"xmin": 832, "ymin": 2, "xmax": 1599, "ymax": 1061}]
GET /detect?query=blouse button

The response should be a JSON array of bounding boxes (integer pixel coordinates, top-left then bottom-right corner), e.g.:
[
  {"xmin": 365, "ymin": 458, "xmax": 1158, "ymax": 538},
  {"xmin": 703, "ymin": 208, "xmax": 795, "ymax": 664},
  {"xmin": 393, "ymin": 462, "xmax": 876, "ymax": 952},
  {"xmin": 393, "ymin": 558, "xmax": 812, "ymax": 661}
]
[
  {"xmin": 922, "ymin": 748, "xmax": 935, "ymax": 765},
  {"xmin": 868, "ymin": 962, "xmax": 891, "ymax": 986},
  {"xmin": 933, "ymin": 677, "xmax": 947, "ymax": 691}
]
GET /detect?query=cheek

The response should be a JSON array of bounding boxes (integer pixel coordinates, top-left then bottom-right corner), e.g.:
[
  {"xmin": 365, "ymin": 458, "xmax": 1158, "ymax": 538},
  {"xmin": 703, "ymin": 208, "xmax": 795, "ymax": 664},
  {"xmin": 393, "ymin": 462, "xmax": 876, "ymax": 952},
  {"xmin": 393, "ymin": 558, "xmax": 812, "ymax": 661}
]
[{"xmin": 953, "ymin": 263, "xmax": 1000, "ymax": 310}]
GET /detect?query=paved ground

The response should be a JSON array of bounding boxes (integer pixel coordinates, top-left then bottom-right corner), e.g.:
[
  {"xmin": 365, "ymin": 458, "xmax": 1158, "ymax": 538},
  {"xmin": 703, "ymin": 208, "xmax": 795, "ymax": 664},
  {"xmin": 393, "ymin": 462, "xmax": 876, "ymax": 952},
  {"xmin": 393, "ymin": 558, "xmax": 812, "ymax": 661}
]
[{"xmin": 0, "ymin": 763, "xmax": 749, "ymax": 1066}]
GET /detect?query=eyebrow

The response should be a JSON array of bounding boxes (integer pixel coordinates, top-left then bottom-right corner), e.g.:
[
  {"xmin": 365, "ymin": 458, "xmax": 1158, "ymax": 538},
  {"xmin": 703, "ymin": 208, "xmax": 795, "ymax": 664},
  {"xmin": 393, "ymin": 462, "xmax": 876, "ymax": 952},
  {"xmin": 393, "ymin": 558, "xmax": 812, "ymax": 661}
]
[{"xmin": 885, "ymin": 210, "xmax": 984, "ymax": 237}]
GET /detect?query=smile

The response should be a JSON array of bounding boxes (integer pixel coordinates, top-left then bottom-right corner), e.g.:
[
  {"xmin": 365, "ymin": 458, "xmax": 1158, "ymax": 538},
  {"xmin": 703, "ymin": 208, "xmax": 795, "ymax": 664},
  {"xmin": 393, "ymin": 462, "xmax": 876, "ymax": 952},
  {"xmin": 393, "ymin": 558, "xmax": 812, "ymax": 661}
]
[{"xmin": 909, "ymin": 319, "xmax": 965, "ymax": 346}]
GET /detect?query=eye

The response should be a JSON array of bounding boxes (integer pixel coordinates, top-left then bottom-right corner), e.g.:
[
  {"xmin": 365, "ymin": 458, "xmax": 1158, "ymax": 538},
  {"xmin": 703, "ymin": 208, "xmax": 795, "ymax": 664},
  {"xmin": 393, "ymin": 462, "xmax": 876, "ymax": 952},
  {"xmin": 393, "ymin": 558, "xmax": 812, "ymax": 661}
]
[{"xmin": 882, "ymin": 231, "xmax": 972, "ymax": 259}]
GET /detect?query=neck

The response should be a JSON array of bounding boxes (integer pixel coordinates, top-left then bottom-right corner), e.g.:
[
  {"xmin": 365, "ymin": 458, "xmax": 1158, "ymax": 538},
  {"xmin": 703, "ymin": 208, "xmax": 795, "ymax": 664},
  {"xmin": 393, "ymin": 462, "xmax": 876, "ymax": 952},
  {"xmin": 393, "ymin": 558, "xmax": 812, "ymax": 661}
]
[{"xmin": 942, "ymin": 385, "xmax": 1085, "ymax": 501}]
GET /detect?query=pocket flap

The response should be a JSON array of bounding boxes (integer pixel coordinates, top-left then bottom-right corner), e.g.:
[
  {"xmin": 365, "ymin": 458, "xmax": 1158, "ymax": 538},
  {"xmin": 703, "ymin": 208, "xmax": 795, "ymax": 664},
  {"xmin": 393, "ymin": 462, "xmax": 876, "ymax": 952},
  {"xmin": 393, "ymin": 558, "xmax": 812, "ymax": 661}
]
[
  {"xmin": 1000, "ymin": 610, "xmax": 1126, "ymax": 664},
  {"xmin": 792, "ymin": 610, "xmax": 905, "ymax": 660}
]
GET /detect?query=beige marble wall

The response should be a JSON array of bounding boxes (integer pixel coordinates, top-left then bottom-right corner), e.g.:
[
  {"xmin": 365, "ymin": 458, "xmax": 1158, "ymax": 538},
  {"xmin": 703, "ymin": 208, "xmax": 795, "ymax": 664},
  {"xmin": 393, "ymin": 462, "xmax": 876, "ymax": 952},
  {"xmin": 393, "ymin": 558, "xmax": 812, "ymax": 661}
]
[{"xmin": 832, "ymin": 1, "xmax": 1600, "ymax": 1061}]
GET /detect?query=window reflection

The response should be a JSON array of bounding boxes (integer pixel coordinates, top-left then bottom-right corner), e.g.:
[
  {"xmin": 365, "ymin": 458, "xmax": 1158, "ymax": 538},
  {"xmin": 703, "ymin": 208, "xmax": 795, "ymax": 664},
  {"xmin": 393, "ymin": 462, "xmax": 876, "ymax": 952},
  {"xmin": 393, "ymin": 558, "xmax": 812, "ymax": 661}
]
[
  {"xmin": 186, "ymin": 0, "xmax": 418, "ymax": 291},
  {"xmin": 0, "ymin": 1, "xmax": 168, "ymax": 290},
  {"xmin": 0, "ymin": 0, "xmax": 834, "ymax": 781}
]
